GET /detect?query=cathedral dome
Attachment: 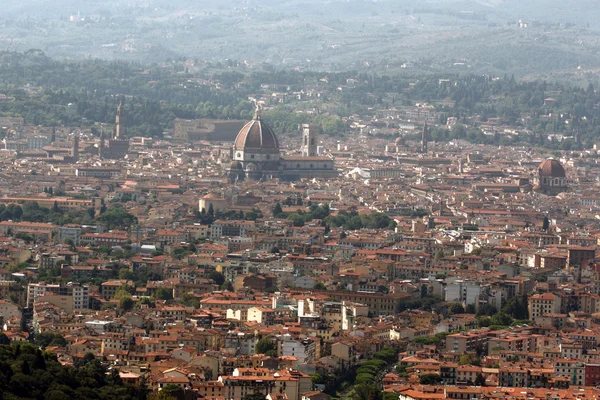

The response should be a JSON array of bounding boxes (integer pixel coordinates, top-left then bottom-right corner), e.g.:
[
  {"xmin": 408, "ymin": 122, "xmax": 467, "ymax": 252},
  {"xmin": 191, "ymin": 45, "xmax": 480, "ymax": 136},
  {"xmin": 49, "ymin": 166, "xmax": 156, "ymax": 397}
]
[
  {"xmin": 538, "ymin": 159, "xmax": 565, "ymax": 178},
  {"xmin": 234, "ymin": 115, "xmax": 279, "ymax": 151}
]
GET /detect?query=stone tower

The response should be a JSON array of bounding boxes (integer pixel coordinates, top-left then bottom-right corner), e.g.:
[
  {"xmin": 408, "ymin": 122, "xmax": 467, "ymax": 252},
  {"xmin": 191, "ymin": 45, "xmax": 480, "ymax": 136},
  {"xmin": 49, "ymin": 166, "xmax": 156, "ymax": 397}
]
[
  {"xmin": 422, "ymin": 123, "xmax": 428, "ymax": 153},
  {"xmin": 301, "ymin": 123, "xmax": 318, "ymax": 157},
  {"xmin": 99, "ymin": 129, "xmax": 105, "ymax": 159},
  {"xmin": 115, "ymin": 100, "xmax": 125, "ymax": 139},
  {"xmin": 71, "ymin": 135, "xmax": 79, "ymax": 161}
]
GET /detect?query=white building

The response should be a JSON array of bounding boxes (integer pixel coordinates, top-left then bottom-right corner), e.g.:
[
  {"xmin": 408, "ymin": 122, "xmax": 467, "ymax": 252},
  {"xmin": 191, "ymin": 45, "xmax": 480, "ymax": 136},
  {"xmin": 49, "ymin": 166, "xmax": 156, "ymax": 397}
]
[
  {"xmin": 27, "ymin": 282, "xmax": 89, "ymax": 309},
  {"xmin": 444, "ymin": 279, "xmax": 481, "ymax": 306},
  {"xmin": 281, "ymin": 335, "xmax": 316, "ymax": 363}
]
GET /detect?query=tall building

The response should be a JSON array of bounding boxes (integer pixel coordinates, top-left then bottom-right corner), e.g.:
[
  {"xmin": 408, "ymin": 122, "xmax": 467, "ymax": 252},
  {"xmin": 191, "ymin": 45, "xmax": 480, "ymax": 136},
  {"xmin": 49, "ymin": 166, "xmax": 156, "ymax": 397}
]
[
  {"xmin": 115, "ymin": 101, "xmax": 125, "ymax": 139},
  {"xmin": 301, "ymin": 123, "xmax": 318, "ymax": 157},
  {"xmin": 228, "ymin": 106, "xmax": 337, "ymax": 182},
  {"xmin": 99, "ymin": 129, "xmax": 105, "ymax": 159},
  {"xmin": 71, "ymin": 135, "xmax": 79, "ymax": 161},
  {"xmin": 99, "ymin": 101, "xmax": 130, "ymax": 160},
  {"xmin": 422, "ymin": 123, "xmax": 428, "ymax": 153}
]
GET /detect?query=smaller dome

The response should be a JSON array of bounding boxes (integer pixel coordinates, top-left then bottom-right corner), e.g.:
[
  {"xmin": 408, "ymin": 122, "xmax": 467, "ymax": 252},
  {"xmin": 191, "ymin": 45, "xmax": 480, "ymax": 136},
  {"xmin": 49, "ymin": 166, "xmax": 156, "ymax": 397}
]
[
  {"xmin": 203, "ymin": 193, "xmax": 223, "ymax": 200},
  {"xmin": 532, "ymin": 184, "xmax": 544, "ymax": 193},
  {"xmin": 538, "ymin": 159, "xmax": 565, "ymax": 178}
]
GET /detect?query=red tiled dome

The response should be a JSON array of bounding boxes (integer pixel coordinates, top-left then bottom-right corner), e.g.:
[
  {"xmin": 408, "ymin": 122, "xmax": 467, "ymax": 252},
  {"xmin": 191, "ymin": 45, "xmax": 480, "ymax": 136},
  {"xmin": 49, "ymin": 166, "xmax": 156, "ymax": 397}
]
[
  {"xmin": 538, "ymin": 159, "xmax": 565, "ymax": 178},
  {"xmin": 234, "ymin": 117, "xmax": 279, "ymax": 150}
]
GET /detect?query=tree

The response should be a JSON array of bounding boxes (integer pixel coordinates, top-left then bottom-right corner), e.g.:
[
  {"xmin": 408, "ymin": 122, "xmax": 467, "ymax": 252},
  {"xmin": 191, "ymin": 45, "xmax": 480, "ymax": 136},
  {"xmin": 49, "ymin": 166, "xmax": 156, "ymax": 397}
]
[
  {"xmin": 458, "ymin": 353, "xmax": 479, "ymax": 366},
  {"xmin": 310, "ymin": 373, "xmax": 323, "ymax": 385},
  {"xmin": 542, "ymin": 215, "xmax": 549, "ymax": 231},
  {"xmin": 490, "ymin": 312, "xmax": 513, "ymax": 327},
  {"xmin": 352, "ymin": 383, "xmax": 383, "ymax": 400},
  {"xmin": 180, "ymin": 293, "xmax": 200, "ymax": 308},
  {"xmin": 119, "ymin": 297, "xmax": 134, "ymax": 312},
  {"xmin": 419, "ymin": 374, "xmax": 442, "ymax": 385},
  {"xmin": 355, "ymin": 373, "xmax": 376, "ymax": 384},
  {"xmin": 383, "ymin": 393, "xmax": 399, "ymax": 400},
  {"xmin": 171, "ymin": 247, "xmax": 187, "ymax": 260},
  {"xmin": 242, "ymin": 394, "xmax": 267, "ymax": 400},
  {"xmin": 137, "ymin": 376, "xmax": 150, "ymax": 400},
  {"xmin": 118, "ymin": 268, "xmax": 135, "ymax": 280},
  {"xmin": 255, "ymin": 338, "xmax": 276, "ymax": 356},
  {"xmin": 272, "ymin": 202, "xmax": 283, "ymax": 217},
  {"xmin": 97, "ymin": 206, "xmax": 138, "ymax": 230},
  {"xmin": 313, "ymin": 282, "xmax": 327, "ymax": 291},
  {"xmin": 35, "ymin": 332, "xmax": 66, "ymax": 348},
  {"xmin": 502, "ymin": 295, "xmax": 529, "ymax": 320},
  {"xmin": 82, "ymin": 352, "xmax": 96, "ymax": 366},
  {"xmin": 475, "ymin": 372, "xmax": 485, "ymax": 386},
  {"xmin": 476, "ymin": 304, "xmax": 497, "ymax": 317},
  {"xmin": 154, "ymin": 384, "xmax": 184, "ymax": 400},
  {"xmin": 153, "ymin": 287, "xmax": 173, "ymax": 301},
  {"xmin": 209, "ymin": 271, "xmax": 225, "ymax": 286},
  {"xmin": 114, "ymin": 286, "xmax": 133, "ymax": 301},
  {"xmin": 450, "ymin": 303, "xmax": 465, "ymax": 314}
]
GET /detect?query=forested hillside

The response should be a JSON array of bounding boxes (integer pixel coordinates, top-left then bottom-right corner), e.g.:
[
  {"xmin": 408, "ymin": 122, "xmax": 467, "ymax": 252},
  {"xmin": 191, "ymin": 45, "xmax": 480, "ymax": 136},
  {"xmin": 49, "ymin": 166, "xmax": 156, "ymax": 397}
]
[
  {"xmin": 2, "ymin": 51, "xmax": 600, "ymax": 149},
  {"xmin": 0, "ymin": 340, "xmax": 144, "ymax": 400}
]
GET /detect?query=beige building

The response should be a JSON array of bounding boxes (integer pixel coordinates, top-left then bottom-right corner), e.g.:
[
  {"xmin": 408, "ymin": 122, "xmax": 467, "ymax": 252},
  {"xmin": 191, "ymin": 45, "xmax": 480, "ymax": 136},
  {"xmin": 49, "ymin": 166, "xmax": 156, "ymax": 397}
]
[
  {"xmin": 27, "ymin": 282, "xmax": 89, "ymax": 309},
  {"xmin": 528, "ymin": 293, "xmax": 562, "ymax": 320},
  {"xmin": 199, "ymin": 193, "xmax": 227, "ymax": 213},
  {"xmin": 247, "ymin": 307, "xmax": 275, "ymax": 325},
  {"xmin": 446, "ymin": 330, "xmax": 488, "ymax": 354},
  {"xmin": 0, "ymin": 221, "xmax": 56, "ymax": 240},
  {"xmin": 218, "ymin": 369, "xmax": 311, "ymax": 400}
]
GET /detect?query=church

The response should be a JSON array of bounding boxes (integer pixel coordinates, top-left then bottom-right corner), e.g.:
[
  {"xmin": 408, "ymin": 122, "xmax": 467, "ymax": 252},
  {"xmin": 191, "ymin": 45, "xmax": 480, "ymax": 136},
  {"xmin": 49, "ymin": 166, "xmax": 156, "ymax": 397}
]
[
  {"xmin": 99, "ymin": 101, "xmax": 130, "ymax": 160},
  {"xmin": 228, "ymin": 109, "xmax": 337, "ymax": 182}
]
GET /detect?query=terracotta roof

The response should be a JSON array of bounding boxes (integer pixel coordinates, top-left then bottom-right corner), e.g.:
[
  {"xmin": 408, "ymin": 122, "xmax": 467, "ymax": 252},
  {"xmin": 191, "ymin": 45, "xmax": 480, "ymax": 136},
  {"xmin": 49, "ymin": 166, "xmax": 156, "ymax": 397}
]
[
  {"xmin": 234, "ymin": 118, "xmax": 279, "ymax": 150},
  {"xmin": 538, "ymin": 159, "xmax": 565, "ymax": 178}
]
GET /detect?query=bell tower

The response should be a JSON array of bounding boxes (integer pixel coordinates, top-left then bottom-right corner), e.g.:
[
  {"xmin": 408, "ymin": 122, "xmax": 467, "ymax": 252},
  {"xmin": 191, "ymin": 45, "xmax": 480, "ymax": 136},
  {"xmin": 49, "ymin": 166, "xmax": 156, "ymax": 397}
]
[
  {"xmin": 422, "ymin": 123, "xmax": 428, "ymax": 153},
  {"xmin": 115, "ymin": 99, "xmax": 125, "ymax": 139},
  {"xmin": 99, "ymin": 129, "xmax": 105, "ymax": 159},
  {"xmin": 301, "ymin": 123, "xmax": 318, "ymax": 157}
]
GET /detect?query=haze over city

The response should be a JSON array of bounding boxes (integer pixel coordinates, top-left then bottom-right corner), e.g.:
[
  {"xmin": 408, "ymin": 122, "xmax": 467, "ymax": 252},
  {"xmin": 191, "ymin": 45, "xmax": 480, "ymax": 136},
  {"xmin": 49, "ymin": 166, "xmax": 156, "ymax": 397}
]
[{"xmin": 0, "ymin": 1, "xmax": 599, "ymax": 400}]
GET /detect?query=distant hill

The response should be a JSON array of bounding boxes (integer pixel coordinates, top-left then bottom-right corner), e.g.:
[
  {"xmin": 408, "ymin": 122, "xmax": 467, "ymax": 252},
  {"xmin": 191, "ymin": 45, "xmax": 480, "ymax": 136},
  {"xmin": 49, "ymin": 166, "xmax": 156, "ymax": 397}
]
[{"xmin": 1, "ymin": 0, "xmax": 599, "ymax": 76}]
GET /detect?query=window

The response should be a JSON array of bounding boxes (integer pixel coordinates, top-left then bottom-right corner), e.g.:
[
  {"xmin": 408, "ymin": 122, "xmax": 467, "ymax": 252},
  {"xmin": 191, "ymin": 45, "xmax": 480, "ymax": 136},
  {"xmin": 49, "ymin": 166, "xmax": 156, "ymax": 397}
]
[
  {"xmin": 251, "ymin": 154, "xmax": 255, "ymax": 159},
  {"xmin": 310, "ymin": 164, "xmax": 314, "ymax": 168},
  {"xmin": 236, "ymin": 152, "xmax": 241, "ymax": 157},
  {"xmin": 266, "ymin": 155, "xmax": 270, "ymax": 159}
]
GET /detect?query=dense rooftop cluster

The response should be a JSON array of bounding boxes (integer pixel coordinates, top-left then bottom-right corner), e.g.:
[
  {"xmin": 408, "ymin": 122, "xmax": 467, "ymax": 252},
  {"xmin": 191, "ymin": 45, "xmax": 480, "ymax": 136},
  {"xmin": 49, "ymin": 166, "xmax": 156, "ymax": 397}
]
[{"xmin": 1, "ymin": 78, "xmax": 600, "ymax": 400}]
